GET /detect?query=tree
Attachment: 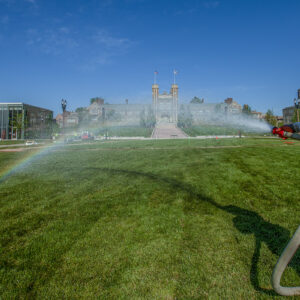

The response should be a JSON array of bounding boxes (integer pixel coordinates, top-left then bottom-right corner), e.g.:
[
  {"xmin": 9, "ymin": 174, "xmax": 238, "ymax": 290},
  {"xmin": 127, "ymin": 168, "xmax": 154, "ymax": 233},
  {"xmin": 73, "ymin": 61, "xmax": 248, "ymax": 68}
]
[
  {"xmin": 75, "ymin": 107, "xmax": 89, "ymax": 125},
  {"xmin": 292, "ymin": 108, "xmax": 299, "ymax": 123},
  {"xmin": 265, "ymin": 109, "xmax": 277, "ymax": 126},
  {"xmin": 190, "ymin": 97, "xmax": 204, "ymax": 104},
  {"xmin": 12, "ymin": 112, "xmax": 24, "ymax": 139},
  {"xmin": 242, "ymin": 104, "xmax": 252, "ymax": 115},
  {"xmin": 90, "ymin": 97, "xmax": 104, "ymax": 105}
]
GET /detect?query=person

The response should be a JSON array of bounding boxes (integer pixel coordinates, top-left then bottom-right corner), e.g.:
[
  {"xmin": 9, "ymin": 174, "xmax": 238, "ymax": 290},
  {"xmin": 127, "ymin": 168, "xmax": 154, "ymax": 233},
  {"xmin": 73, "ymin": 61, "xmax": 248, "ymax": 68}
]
[{"xmin": 272, "ymin": 122, "xmax": 300, "ymax": 140}]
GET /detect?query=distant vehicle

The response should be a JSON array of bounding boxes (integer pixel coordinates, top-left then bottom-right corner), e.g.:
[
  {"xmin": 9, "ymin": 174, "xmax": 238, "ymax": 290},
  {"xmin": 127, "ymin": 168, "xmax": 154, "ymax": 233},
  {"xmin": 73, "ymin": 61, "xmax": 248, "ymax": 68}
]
[
  {"xmin": 81, "ymin": 132, "xmax": 94, "ymax": 141},
  {"xmin": 64, "ymin": 135, "xmax": 77, "ymax": 143},
  {"xmin": 25, "ymin": 140, "xmax": 37, "ymax": 146}
]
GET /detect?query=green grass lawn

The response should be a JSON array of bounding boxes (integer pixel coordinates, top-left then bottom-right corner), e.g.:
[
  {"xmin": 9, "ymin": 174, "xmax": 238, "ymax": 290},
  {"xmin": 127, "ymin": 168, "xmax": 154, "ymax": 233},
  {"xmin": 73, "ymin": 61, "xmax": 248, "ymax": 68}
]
[
  {"xmin": 92, "ymin": 126, "xmax": 153, "ymax": 137},
  {"xmin": 181, "ymin": 124, "xmax": 271, "ymax": 136},
  {"xmin": 0, "ymin": 138, "xmax": 299, "ymax": 299},
  {"xmin": 0, "ymin": 140, "xmax": 25, "ymax": 145}
]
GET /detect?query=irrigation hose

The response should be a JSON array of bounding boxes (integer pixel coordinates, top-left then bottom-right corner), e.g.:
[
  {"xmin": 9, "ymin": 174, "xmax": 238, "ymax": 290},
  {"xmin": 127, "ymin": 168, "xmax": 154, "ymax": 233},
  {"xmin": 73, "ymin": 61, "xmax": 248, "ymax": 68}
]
[
  {"xmin": 283, "ymin": 131, "xmax": 300, "ymax": 140},
  {"xmin": 271, "ymin": 225, "xmax": 300, "ymax": 296}
]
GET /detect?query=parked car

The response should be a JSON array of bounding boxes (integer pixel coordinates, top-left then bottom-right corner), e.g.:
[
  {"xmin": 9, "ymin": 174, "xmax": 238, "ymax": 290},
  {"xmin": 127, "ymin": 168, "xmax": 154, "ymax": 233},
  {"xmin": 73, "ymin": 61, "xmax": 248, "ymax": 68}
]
[{"xmin": 25, "ymin": 140, "xmax": 37, "ymax": 146}]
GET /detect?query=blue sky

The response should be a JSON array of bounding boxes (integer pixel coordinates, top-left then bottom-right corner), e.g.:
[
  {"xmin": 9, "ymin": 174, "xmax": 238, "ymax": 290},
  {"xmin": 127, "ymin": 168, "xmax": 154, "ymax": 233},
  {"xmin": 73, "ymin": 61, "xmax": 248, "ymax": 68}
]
[{"xmin": 0, "ymin": 0, "xmax": 299, "ymax": 115}]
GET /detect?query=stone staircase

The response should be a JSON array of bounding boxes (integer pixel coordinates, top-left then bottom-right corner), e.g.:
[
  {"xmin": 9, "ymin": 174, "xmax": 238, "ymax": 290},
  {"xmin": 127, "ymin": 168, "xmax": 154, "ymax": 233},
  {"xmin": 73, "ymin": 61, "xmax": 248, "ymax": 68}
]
[{"xmin": 151, "ymin": 123, "xmax": 188, "ymax": 139}]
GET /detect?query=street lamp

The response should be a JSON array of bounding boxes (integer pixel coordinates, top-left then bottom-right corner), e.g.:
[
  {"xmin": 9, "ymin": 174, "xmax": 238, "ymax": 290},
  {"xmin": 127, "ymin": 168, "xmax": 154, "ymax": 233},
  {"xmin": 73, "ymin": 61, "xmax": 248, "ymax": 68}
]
[
  {"xmin": 294, "ymin": 98, "xmax": 300, "ymax": 122},
  {"xmin": 61, "ymin": 99, "xmax": 67, "ymax": 133}
]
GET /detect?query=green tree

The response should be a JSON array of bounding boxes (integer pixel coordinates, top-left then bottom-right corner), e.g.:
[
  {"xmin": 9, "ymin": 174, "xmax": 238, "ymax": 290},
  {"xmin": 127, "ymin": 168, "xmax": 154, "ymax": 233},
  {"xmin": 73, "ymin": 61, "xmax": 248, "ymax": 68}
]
[
  {"xmin": 76, "ymin": 107, "xmax": 89, "ymax": 125},
  {"xmin": 190, "ymin": 97, "xmax": 204, "ymax": 104},
  {"xmin": 242, "ymin": 104, "xmax": 252, "ymax": 115},
  {"xmin": 12, "ymin": 112, "xmax": 24, "ymax": 139},
  {"xmin": 90, "ymin": 97, "xmax": 104, "ymax": 104},
  {"xmin": 52, "ymin": 122, "xmax": 60, "ymax": 135},
  {"xmin": 265, "ymin": 109, "xmax": 277, "ymax": 126},
  {"xmin": 292, "ymin": 108, "xmax": 299, "ymax": 123}
]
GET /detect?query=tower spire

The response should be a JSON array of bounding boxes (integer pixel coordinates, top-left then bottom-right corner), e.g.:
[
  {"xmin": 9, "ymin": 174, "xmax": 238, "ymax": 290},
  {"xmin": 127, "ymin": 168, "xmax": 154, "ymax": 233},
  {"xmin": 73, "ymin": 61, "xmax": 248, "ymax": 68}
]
[
  {"xmin": 154, "ymin": 70, "xmax": 158, "ymax": 84},
  {"xmin": 173, "ymin": 69, "xmax": 178, "ymax": 85}
]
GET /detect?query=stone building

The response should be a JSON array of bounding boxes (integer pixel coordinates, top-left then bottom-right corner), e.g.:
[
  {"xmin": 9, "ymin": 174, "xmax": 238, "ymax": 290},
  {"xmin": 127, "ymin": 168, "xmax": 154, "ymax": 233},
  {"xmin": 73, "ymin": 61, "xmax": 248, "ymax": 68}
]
[
  {"xmin": 152, "ymin": 84, "xmax": 178, "ymax": 124},
  {"xmin": 72, "ymin": 82, "xmax": 245, "ymax": 126},
  {"xmin": 282, "ymin": 106, "xmax": 295, "ymax": 123},
  {"xmin": 251, "ymin": 110, "xmax": 264, "ymax": 119},
  {"xmin": 282, "ymin": 89, "xmax": 300, "ymax": 123},
  {"xmin": 56, "ymin": 111, "xmax": 79, "ymax": 128},
  {"xmin": 224, "ymin": 98, "xmax": 242, "ymax": 114}
]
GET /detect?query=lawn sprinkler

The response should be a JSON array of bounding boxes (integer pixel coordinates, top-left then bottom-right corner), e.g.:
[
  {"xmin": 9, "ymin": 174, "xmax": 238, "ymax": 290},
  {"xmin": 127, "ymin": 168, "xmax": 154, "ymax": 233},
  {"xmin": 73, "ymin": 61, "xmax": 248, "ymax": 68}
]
[
  {"xmin": 271, "ymin": 123, "xmax": 300, "ymax": 296},
  {"xmin": 272, "ymin": 122, "xmax": 300, "ymax": 140}
]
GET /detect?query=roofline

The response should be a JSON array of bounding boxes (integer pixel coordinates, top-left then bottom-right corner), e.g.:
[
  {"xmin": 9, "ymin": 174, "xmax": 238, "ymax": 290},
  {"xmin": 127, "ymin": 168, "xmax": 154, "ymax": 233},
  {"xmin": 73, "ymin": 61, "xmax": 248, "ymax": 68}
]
[
  {"xmin": 0, "ymin": 102, "xmax": 53, "ymax": 112},
  {"xmin": 0, "ymin": 102, "xmax": 23, "ymax": 105}
]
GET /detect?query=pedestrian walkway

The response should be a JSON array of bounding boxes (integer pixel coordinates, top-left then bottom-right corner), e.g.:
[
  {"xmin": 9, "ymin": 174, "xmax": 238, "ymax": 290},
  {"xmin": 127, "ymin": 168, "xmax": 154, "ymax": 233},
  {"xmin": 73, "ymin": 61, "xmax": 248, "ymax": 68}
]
[{"xmin": 151, "ymin": 123, "xmax": 188, "ymax": 139}]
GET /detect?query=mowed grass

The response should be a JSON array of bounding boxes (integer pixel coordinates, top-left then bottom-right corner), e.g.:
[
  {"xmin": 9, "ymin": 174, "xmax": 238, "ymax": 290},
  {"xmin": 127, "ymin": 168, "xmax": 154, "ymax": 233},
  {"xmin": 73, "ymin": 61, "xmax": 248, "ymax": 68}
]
[
  {"xmin": 93, "ymin": 126, "xmax": 153, "ymax": 137},
  {"xmin": 0, "ymin": 138, "xmax": 299, "ymax": 299},
  {"xmin": 181, "ymin": 125, "xmax": 271, "ymax": 136}
]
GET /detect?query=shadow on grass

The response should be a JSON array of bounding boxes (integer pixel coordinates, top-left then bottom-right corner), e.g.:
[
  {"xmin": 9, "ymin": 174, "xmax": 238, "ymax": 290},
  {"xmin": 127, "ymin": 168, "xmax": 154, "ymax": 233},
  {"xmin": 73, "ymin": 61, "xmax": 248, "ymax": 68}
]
[{"xmin": 88, "ymin": 167, "xmax": 299, "ymax": 296}]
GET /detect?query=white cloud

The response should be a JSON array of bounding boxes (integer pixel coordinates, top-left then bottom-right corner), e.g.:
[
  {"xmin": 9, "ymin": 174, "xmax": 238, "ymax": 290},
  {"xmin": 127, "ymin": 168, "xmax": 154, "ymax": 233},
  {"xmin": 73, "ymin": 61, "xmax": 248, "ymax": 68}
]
[
  {"xmin": 25, "ymin": 27, "xmax": 136, "ymax": 70},
  {"xmin": 26, "ymin": 28, "xmax": 78, "ymax": 55},
  {"xmin": 93, "ymin": 30, "xmax": 132, "ymax": 49}
]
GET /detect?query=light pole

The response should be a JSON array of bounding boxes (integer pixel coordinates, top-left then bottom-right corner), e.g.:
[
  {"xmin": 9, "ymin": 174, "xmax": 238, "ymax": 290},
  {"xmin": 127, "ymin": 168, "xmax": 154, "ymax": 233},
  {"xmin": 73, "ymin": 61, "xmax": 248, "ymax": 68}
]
[
  {"xmin": 294, "ymin": 98, "xmax": 300, "ymax": 123},
  {"xmin": 61, "ymin": 99, "xmax": 67, "ymax": 134}
]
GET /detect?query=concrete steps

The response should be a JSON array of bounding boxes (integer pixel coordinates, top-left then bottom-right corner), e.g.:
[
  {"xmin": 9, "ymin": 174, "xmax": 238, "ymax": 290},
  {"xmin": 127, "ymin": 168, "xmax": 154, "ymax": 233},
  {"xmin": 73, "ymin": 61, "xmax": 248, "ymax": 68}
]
[{"xmin": 151, "ymin": 124, "xmax": 188, "ymax": 139}]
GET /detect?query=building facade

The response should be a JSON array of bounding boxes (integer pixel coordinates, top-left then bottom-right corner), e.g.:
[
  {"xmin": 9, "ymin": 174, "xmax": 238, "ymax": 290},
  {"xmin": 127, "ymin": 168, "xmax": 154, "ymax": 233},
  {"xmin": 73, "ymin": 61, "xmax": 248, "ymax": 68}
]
[
  {"xmin": 0, "ymin": 103, "xmax": 53, "ymax": 140},
  {"xmin": 60, "ymin": 83, "xmax": 246, "ymax": 127},
  {"xmin": 282, "ymin": 89, "xmax": 300, "ymax": 123},
  {"xmin": 152, "ymin": 84, "xmax": 178, "ymax": 124},
  {"xmin": 56, "ymin": 111, "xmax": 79, "ymax": 128},
  {"xmin": 282, "ymin": 106, "xmax": 295, "ymax": 123}
]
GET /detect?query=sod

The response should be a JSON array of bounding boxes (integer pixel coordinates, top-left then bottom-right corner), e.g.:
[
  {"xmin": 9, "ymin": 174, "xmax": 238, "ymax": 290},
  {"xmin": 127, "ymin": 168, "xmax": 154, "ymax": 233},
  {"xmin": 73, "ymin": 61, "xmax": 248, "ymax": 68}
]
[
  {"xmin": 92, "ymin": 126, "xmax": 153, "ymax": 137},
  {"xmin": 0, "ymin": 138, "xmax": 299, "ymax": 299}
]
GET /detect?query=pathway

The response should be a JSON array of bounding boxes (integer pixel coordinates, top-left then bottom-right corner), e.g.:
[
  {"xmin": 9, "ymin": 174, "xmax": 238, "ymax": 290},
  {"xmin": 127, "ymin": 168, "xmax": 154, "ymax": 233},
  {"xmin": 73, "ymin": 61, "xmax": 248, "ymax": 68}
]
[{"xmin": 151, "ymin": 123, "xmax": 188, "ymax": 139}]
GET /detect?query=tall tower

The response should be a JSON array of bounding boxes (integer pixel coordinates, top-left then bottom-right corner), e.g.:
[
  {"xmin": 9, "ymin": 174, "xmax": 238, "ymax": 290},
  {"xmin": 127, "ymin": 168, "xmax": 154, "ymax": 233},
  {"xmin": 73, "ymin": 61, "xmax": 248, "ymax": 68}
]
[
  {"xmin": 171, "ymin": 84, "xmax": 178, "ymax": 123},
  {"xmin": 152, "ymin": 84, "xmax": 159, "ymax": 120}
]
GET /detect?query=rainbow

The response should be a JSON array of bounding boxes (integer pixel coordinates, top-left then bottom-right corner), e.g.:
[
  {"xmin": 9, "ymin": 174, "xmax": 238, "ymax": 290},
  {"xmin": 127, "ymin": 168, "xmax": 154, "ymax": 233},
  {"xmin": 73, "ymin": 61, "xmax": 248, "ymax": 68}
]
[{"xmin": 0, "ymin": 141, "xmax": 65, "ymax": 183}]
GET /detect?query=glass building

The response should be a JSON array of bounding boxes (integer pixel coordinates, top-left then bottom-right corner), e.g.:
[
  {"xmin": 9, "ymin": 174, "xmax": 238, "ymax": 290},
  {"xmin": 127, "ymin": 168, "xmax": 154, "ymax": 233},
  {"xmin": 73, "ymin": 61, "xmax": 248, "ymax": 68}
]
[{"xmin": 0, "ymin": 103, "xmax": 53, "ymax": 140}]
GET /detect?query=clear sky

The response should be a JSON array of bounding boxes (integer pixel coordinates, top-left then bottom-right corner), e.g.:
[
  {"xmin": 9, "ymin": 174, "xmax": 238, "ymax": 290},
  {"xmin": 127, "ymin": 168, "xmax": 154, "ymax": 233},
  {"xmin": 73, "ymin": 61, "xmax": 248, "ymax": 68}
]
[{"xmin": 0, "ymin": 0, "xmax": 299, "ymax": 115}]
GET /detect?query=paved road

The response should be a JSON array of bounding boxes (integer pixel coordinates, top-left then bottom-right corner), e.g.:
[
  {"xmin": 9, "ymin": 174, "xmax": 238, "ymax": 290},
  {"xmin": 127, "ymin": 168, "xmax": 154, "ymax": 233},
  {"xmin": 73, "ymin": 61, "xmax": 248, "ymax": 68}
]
[{"xmin": 151, "ymin": 124, "xmax": 188, "ymax": 139}]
